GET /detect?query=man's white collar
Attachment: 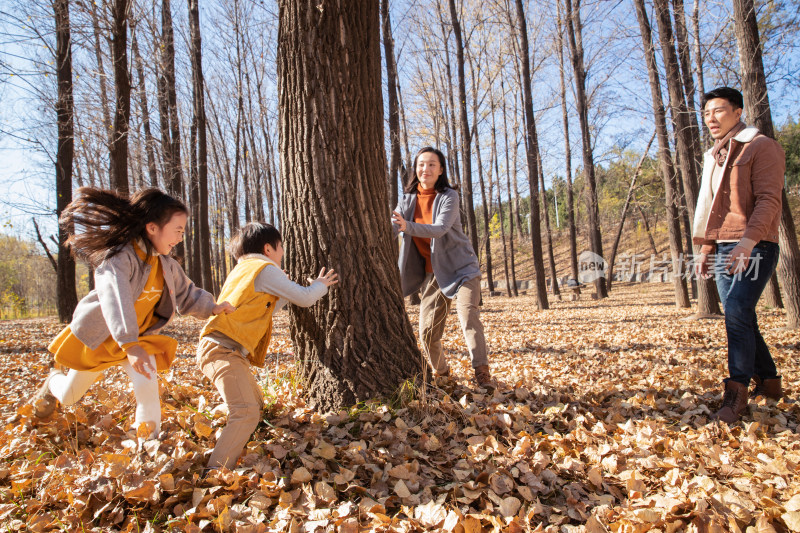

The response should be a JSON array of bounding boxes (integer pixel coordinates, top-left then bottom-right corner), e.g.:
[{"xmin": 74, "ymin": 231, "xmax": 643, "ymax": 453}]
[{"xmin": 733, "ymin": 126, "xmax": 759, "ymax": 143}]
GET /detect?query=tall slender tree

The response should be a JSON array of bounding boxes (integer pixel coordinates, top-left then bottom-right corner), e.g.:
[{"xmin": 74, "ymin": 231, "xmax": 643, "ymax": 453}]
[
  {"xmin": 555, "ymin": 0, "xmax": 579, "ymax": 287},
  {"xmin": 514, "ymin": 0, "xmax": 548, "ymax": 309},
  {"xmin": 732, "ymin": 0, "xmax": 800, "ymax": 329},
  {"xmin": 109, "ymin": 0, "xmax": 131, "ymax": 194},
  {"xmin": 382, "ymin": 0, "xmax": 402, "ymax": 210},
  {"xmin": 652, "ymin": 0, "xmax": 720, "ymax": 316},
  {"xmin": 278, "ymin": 0, "xmax": 424, "ymax": 411},
  {"xmin": 447, "ymin": 0, "xmax": 479, "ymax": 255},
  {"xmin": 188, "ymin": 0, "xmax": 213, "ymax": 291},
  {"xmin": 633, "ymin": 0, "xmax": 690, "ymax": 308},
  {"xmin": 54, "ymin": 0, "xmax": 78, "ymax": 322},
  {"xmin": 564, "ymin": 0, "xmax": 606, "ymax": 298}
]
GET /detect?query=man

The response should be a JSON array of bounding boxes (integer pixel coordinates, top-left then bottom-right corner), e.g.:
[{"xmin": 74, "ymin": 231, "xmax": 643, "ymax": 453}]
[{"xmin": 693, "ymin": 87, "xmax": 785, "ymax": 424}]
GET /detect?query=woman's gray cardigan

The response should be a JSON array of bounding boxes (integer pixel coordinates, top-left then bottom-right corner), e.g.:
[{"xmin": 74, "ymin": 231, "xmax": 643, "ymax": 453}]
[
  {"xmin": 394, "ymin": 187, "xmax": 480, "ymax": 299},
  {"xmin": 70, "ymin": 244, "xmax": 216, "ymax": 350}
]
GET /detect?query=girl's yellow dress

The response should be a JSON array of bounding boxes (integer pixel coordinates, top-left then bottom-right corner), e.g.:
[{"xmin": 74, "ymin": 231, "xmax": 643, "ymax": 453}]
[{"xmin": 49, "ymin": 244, "xmax": 178, "ymax": 372}]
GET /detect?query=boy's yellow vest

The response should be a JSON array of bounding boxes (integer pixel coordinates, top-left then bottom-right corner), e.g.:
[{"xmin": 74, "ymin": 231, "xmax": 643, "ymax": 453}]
[{"xmin": 201, "ymin": 257, "xmax": 279, "ymax": 367}]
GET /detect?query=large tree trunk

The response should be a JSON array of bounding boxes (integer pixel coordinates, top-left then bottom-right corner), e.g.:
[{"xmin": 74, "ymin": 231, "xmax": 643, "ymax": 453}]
[
  {"xmin": 447, "ymin": 0, "xmax": 479, "ymax": 256},
  {"xmin": 564, "ymin": 0, "xmax": 606, "ymax": 298},
  {"xmin": 514, "ymin": 0, "xmax": 548, "ymax": 309},
  {"xmin": 733, "ymin": 0, "xmax": 800, "ymax": 329},
  {"xmin": 633, "ymin": 0, "xmax": 690, "ymax": 308},
  {"xmin": 556, "ymin": 0, "xmax": 580, "ymax": 287},
  {"xmin": 188, "ymin": 0, "xmax": 212, "ymax": 292},
  {"xmin": 278, "ymin": 0, "xmax": 424, "ymax": 411},
  {"xmin": 54, "ymin": 0, "xmax": 78, "ymax": 322},
  {"xmin": 109, "ymin": 0, "xmax": 131, "ymax": 194},
  {"xmin": 381, "ymin": 0, "xmax": 401, "ymax": 211},
  {"xmin": 652, "ymin": 0, "xmax": 720, "ymax": 316}
]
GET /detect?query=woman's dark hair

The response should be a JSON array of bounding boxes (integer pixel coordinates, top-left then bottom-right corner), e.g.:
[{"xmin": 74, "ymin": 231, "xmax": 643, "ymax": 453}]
[
  {"xmin": 60, "ymin": 187, "xmax": 188, "ymax": 266},
  {"xmin": 403, "ymin": 146, "xmax": 458, "ymax": 194},
  {"xmin": 228, "ymin": 222, "xmax": 282, "ymax": 260}
]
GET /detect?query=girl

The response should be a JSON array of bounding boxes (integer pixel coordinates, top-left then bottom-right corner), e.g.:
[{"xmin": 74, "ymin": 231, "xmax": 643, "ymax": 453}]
[{"xmin": 31, "ymin": 187, "xmax": 234, "ymax": 439}]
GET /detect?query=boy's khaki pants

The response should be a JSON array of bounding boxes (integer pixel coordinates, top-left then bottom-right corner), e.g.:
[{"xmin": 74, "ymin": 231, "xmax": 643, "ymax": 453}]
[
  {"xmin": 419, "ymin": 274, "xmax": 488, "ymax": 374},
  {"xmin": 197, "ymin": 337, "xmax": 264, "ymax": 470}
]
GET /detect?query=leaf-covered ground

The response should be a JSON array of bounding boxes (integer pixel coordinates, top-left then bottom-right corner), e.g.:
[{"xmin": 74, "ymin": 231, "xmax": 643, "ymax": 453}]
[{"xmin": 0, "ymin": 283, "xmax": 798, "ymax": 532}]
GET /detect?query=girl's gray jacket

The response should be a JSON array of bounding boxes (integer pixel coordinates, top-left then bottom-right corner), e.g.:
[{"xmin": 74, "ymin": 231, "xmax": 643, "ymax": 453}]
[
  {"xmin": 394, "ymin": 187, "xmax": 480, "ymax": 299},
  {"xmin": 70, "ymin": 244, "xmax": 217, "ymax": 350}
]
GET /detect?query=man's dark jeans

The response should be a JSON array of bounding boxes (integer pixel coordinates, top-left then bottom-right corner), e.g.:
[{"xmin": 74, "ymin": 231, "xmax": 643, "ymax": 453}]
[{"xmin": 714, "ymin": 241, "xmax": 780, "ymax": 386}]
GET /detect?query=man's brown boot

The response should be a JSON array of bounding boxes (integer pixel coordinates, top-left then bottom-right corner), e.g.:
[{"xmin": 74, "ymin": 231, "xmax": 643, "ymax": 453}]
[
  {"xmin": 474, "ymin": 365, "xmax": 495, "ymax": 390},
  {"xmin": 713, "ymin": 380, "xmax": 749, "ymax": 424},
  {"xmin": 752, "ymin": 376, "xmax": 782, "ymax": 400}
]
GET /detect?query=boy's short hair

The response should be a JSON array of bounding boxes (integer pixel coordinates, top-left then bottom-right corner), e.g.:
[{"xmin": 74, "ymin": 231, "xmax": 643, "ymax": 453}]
[
  {"xmin": 702, "ymin": 87, "xmax": 744, "ymax": 110},
  {"xmin": 229, "ymin": 222, "xmax": 282, "ymax": 260}
]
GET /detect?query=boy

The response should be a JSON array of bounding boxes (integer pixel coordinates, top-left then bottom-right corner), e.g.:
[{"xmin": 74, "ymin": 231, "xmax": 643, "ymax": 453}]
[{"xmin": 197, "ymin": 222, "xmax": 338, "ymax": 470}]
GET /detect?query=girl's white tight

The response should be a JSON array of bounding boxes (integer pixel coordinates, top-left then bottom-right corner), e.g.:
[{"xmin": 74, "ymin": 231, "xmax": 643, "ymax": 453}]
[{"xmin": 48, "ymin": 354, "xmax": 161, "ymax": 438}]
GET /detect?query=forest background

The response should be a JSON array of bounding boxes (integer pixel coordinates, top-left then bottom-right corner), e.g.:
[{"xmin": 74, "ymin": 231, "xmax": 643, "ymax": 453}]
[{"xmin": 0, "ymin": 0, "xmax": 799, "ymax": 319}]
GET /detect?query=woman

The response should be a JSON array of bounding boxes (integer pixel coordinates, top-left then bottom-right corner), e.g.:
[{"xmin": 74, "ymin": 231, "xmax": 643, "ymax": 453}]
[{"xmin": 391, "ymin": 147, "xmax": 493, "ymax": 388}]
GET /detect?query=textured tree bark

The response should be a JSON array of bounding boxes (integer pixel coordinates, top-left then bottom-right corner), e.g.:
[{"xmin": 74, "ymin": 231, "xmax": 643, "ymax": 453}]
[
  {"xmin": 54, "ymin": 0, "xmax": 78, "ymax": 322},
  {"xmin": 109, "ymin": 0, "xmax": 130, "ymax": 194},
  {"xmin": 278, "ymin": 0, "xmax": 425, "ymax": 411},
  {"xmin": 564, "ymin": 0, "xmax": 606, "ymax": 298},
  {"xmin": 448, "ymin": 0, "xmax": 479, "ymax": 256},
  {"xmin": 381, "ymin": 0, "xmax": 401, "ymax": 211},
  {"xmin": 733, "ymin": 0, "xmax": 800, "ymax": 328},
  {"xmin": 633, "ymin": 0, "xmax": 690, "ymax": 308},
  {"xmin": 514, "ymin": 0, "xmax": 549, "ymax": 309},
  {"xmin": 652, "ymin": 0, "xmax": 720, "ymax": 316}
]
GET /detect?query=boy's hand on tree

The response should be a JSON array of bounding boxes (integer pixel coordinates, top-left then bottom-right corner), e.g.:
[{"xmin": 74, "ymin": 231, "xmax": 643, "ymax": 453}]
[
  {"xmin": 391, "ymin": 210, "xmax": 407, "ymax": 232},
  {"xmin": 312, "ymin": 267, "xmax": 339, "ymax": 287},
  {"xmin": 213, "ymin": 301, "xmax": 236, "ymax": 314},
  {"xmin": 126, "ymin": 345, "xmax": 155, "ymax": 380}
]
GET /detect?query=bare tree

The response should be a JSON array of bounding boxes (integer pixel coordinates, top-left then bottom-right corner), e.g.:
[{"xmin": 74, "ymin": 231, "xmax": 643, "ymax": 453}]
[
  {"xmin": 54, "ymin": 0, "xmax": 78, "ymax": 322},
  {"xmin": 555, "ymin": 0, "xmax": 579, "ymax": 287},
  {"xmin": 732, "ymin": 0, "xmax": 800, "ymax": 329},
  {"xmin": 633, "ymin": 0, "xmax": 690, "ymax": 308},
  {"xmin": 278, "ymin": 0, "xmax": 424, "ymax": 411},
  {"xmin": 514, "ymin": 0, "xmax": 548, "ymax": 309},
  {"xmin": 652, "ymin": 0, "xmax": 720, "ymax": 316},
  {"xmin": 447, "ymin": 0, "xmax": 479, "ymax": 255},
  {"xmin": 382, "ymin": 0, "xmax": 402, "ymax": 210},
  {"xmin": 563, "ymin": 0, "xmax": 606, "ymax": 298},
  {"xmin": 108, "ymin": 0, "xmax": 131, "ymax": 194}
]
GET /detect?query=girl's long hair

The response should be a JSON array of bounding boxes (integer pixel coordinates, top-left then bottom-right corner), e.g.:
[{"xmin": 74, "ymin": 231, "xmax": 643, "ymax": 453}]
[
  {"xmin": 403, "ymin": 146, "xmax": 457, "ymax": 194},
  {"xmin": 59, "ymin": 187, "xmax": 188, "ymax": 266}
]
